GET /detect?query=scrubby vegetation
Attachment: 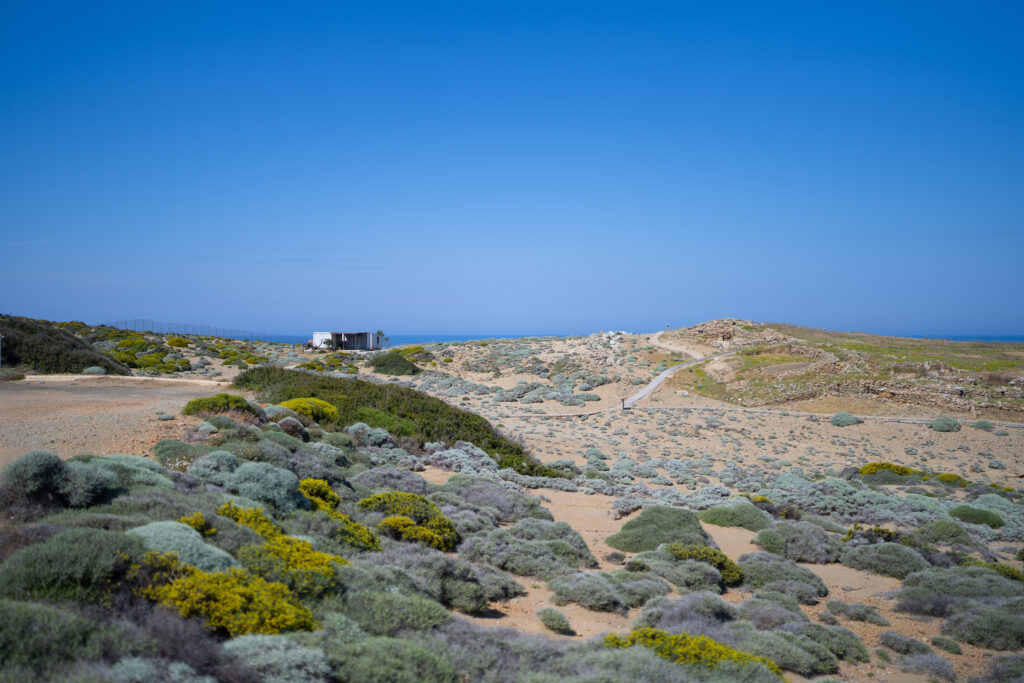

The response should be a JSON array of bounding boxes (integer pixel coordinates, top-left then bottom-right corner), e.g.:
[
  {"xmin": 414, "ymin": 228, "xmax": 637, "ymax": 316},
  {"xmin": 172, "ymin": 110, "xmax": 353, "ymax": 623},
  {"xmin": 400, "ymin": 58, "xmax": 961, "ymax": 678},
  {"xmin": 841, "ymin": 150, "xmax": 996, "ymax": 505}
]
[
  {"xmin": 0, "ymin": 314, "xmax": 129, "ymax": 375},
  {"xmin": 235, "ymin": 366, "xmax": 559, "ymax": 476}
]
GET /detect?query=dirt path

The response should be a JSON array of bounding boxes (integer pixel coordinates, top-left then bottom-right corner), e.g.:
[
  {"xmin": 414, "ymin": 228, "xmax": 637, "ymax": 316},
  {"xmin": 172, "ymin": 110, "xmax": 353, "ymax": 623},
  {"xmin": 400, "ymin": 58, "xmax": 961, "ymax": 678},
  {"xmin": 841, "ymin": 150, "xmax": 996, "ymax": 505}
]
[{"xmin": 0, "ymin": 375, "xmax": 242, "ymax": 466}]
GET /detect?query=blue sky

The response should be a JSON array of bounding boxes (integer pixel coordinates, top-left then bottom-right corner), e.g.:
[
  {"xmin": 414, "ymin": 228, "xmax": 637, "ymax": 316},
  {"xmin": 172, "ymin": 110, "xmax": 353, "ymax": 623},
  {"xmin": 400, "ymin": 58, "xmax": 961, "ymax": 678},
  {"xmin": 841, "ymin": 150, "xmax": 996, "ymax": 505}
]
[{"xmin": 2, "ymin": 2, "xmax": 1022, "ymax": 336}]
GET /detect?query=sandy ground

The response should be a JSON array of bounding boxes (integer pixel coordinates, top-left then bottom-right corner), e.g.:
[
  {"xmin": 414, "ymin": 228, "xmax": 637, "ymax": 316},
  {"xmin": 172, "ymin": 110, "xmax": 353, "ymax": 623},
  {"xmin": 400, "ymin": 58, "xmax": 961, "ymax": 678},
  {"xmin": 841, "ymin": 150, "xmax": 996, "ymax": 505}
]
[{"xmin": 0, "ymin": 375, "xmax": 245, "ymax": 466}]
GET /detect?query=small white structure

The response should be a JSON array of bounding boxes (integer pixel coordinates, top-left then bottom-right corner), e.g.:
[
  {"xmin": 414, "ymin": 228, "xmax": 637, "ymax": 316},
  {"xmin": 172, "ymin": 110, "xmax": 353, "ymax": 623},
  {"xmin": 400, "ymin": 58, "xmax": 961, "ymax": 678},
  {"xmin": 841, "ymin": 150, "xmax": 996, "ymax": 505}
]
[{"xmin": 311, "ymin": 331, "xmax": 382, "ymax": 351}]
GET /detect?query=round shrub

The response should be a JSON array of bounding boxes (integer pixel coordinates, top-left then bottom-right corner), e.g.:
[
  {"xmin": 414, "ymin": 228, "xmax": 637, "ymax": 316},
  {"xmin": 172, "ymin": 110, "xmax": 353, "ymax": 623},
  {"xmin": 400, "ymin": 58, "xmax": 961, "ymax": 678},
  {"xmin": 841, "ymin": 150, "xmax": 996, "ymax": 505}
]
[
  {"xmin": 331, "ymin": 637, "xmax": 455, "ymax": 683},
  {"xmin": 228, "ymin": 462, "xmax": 306, "ymax": 513},
  {"xmin": 2, "ymin": 450, "xmax": 66, "ymax": 496},
  {"xmin": 927, "ymin": 416, "xmax": 960, "ymax": 432},
  {"xmin": 0, "ymin": 528, "xmax": 144, "ymax": 602},
  {"xmin": 127, "ymin": 521, "xmax": 238, "ymax": 572},
  {"xmin": 739, "ymin": 553, "xmax": 828, "ymax": 597},
  {"xmin": 664, "ymin": 544, "xmax": 742, "ymax": 586},
  {"xmin": 187, "ymin": 450, "xmax": 239, "ymax": 487},
  {"xmin": 279, "ymin": 397, "xmax": 340, "ymax": 424},
  {"xmin": 830, "ymin": 412, "xmax": 860, "ymax": 427},
  {"xmin": 141, "ymin": 555, "xmax": 317, "ymax": 636},
  {"xmin": 840, "ymin": 542, "xmax": 929, "ymax": 579},
  {"xmin": 537, "ymin": 607, "xmax": 573, "ymax": 635},
  {"xmin": 913, "ymin": 520, "xmax": 970, "ymax": 546},
  {"xmin": 972, "ymin": 420, "xmax": 995, "ymax": 432},
  {"xmin": 166, "ymin": 336, "xmax": 190, "ymax": 347},
  {"xmin": 59, "ymin": 460, "xmax": 118, "ymax": 507},
  {"xmin": 548, "ymin": 572, "xmax": 628, "ymax": 613},
  {"xmin": 369, "ymin": 352, "xmax": 420, "ymax": 376},
  {"xmin": 81, "ymin": 365, "xmax": 107, "ymax": 375},
  {"xmin": 222, "ymin": 634, "xmax": 331, "ymax": 682},
  {"xmin": 699, "ymin": 502, "xmax": 772, "ymax": 531},
  {"xmin": 182, "ymin": 393, "xmax": 263, "ymax": 418},
  {"xmin": 342, "ymin": 591, "xmax": 451, "ymax": 636},
  {"xmin": 756, "ymin": 522, "xmax": 842, "ymax": 563},
  {"xmin": 605, "ymin": 506, "xmax": 708, "ymax": 553},
  {"xmin": 942, "ymin": 605, "xmax": 1024, "ymax": 650},
  {"xmin": 0, "ymin": 599, "xmax": 131, "ymax": 672},
  {"xmin": 948, "ymin": 505, "xmax": 1004, "ymax": 529}
]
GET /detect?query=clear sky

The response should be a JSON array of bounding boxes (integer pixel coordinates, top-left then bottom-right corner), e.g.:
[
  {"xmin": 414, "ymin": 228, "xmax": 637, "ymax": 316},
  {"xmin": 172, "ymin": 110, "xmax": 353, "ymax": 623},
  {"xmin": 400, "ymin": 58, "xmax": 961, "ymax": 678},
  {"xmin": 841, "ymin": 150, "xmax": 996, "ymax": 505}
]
[{"xmin": 2, "ymin": 2, "xmax": 1022, "ymax": 336}]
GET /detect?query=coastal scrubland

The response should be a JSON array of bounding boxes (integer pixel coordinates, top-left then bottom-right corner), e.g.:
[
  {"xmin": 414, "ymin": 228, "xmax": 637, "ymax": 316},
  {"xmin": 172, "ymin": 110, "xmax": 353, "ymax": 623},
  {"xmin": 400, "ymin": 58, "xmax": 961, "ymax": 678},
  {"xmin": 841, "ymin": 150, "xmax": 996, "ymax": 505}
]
[{"xmin": 0, "ymin": 316, "xmax": 1022, "ymax": 681}]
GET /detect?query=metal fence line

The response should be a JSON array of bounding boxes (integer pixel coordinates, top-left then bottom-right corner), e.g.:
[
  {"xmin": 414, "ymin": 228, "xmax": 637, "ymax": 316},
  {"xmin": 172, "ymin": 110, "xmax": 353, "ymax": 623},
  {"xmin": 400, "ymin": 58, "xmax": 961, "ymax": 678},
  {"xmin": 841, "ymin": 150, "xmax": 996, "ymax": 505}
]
[{"xmin": 100, "ymin": 319, "xmax": 304, "ymax": 344}]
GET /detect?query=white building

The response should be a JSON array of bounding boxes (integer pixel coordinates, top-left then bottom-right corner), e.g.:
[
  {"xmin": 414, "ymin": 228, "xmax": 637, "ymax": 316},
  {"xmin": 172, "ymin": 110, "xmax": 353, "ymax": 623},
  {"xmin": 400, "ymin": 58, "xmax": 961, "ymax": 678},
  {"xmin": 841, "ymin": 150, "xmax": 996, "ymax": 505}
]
[{"xmin": 311, "ymin": 331, "xmax": 382, "ymax": 351}]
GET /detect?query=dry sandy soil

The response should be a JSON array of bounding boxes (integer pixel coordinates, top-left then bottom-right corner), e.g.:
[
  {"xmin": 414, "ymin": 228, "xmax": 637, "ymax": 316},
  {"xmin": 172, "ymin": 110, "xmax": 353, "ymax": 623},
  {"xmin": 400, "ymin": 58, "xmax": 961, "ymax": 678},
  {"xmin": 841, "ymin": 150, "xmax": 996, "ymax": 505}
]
[
  {"xmin": 2, "ymin": 330, "xmax": 1022, "ymax": 681},
  {"xmin": 0, "ymin": 375, "xmax": 242, "ymax": 468}
]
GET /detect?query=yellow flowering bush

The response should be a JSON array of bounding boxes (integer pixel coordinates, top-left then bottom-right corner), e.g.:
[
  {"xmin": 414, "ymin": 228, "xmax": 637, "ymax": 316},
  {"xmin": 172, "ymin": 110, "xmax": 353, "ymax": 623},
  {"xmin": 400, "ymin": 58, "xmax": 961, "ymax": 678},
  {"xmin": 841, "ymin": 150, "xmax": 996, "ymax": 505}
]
[
  {"xmin": 858, "ymin": 462, "xmax": 920, "ymax": 477},
  {"xmin": 298, "ymin": 478, "xmax": 380, "ymax": 552},
  {"xmin": 299, "ymin": 478, "xmax": 341, "ymax": 511},
  {"xmin": 278, "ymin": 397, "xmax": 339, "ymax": 424},
  {"xmin": 605, "ymin": 627, "xmax": 783, "ymax": 678},
  {"xmin": 935, "ymin": 472, "xmax": 968, "ymax": 487},
  {"xmin": 217, "ymin": 501, "xmax": 283, "ymax": 539},
  {"xmin": 216, "ymin": 500, "xmax": 347, "ymax": 595},
  {"xmin": 238, "ymin": 535, "xmax": 345, "ymax": 596},
  {"xmin": 664, "ymin": 544, "xmax": 743, "ymax": 586},
  {"xmin": 357, "ymin": 492, "xmax": 459, "ymax": 551},
  {"xmin": 963, "ymin": 558, "xmax": 1024, "ymax": 581},
  {"xmin": 179, "ymin": 512, "xmax": 216, "ymax": 536},
  {"xmin": 146, "ymin": 567, "xmax": 316, "ymax": 636}
]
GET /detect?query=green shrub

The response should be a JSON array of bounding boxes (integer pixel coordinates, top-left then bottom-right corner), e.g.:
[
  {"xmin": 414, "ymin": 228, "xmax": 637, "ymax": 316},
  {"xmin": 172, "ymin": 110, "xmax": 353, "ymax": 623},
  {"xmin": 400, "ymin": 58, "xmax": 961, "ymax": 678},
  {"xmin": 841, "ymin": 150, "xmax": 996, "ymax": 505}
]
[
  {"xmin": 331, "ymin": 637, "xmax": 456, "ymax": 683},
  {"xmin": 0, "ymin": 599, "xmax": 135, "ymax": 672},
  {"xmin": 0, "ymin": 314, "xmax": 129, "ymax": 375},
  {"xmin": 948, "ymin": 504, "xmax": 1004, "ymax": 528},
  {"xmin": 182, "ymin": 393, "xmax": 263, "ymax": 417},
  {"xmin": 913, "ymin": 520, "xmax": 970, "ymax": 545},
  {"xmin": 547, "ymin": 572, "xmax": 632, "ymax": 614},
  {"xmin": 739, "ymin": 553, "xmax": 828, "ymax": 597},
  {"xmin": 342, "ymin": 591, "xmax": 451, "ymax": 636},
  {"xmin": 234, "ymin": 367, "xmax": 558, "ymax": 477},
  {"xmin": 152, "ymin": 440, "xmax": 215, "ymax": 471},
  {"xmin": 699, "ymin": 502, "xmax": 772, "ymax": 531},
  {"xmin": 755, "ymin": 521, "xmax": 841, "ymax": 563},
  {"xmin": 537, "ymin": 607, "xmax": 573, "ymax": 635},
  {"xmin": 2, "ymin": 450, "xmax": 66, "ymax": 495},
  {"xmin": 879, "ymin": 631, "xmax": 931, "ymax": 655},
  {"xmin": 972, "ymin": 419, "xmax": 995, "ymax": 431},
  {"xmin": 896, "ymin": 566, "xmax": 1024, "ymax": 617},
  {"xmin": 664, "ymin": 544, "xmax": 742, "ymax": 586},
  {"xmin": 930, "ymin": 635, "xmax": 961, "ymax": 655},
  {"xmin": 279, "ymin": 397, "xmax": 340, "ymax": 424},
  {"xmin": 840, "ymin": 542, "xmax": 929, "ymax": 579},
  {"xmin": 222, "ymin": 634, "xmax": 331, "ymax": 683},
  {"xmin": 127, "ymin": 521, "xmax": 238, "ymax": 572},
  {"xmin": 228, "ymin": 462, "xmax": 307, "ymax": 513},
  {"xmin": 369, "ymin": 352, "xmax": 420, "ymax": 376},
  {"xmin": 60, "ymin": 460, "xmax": 119, "ymax": 507},
  {"xmin": 605, "ymin": 506, "xmax": 708, "ymax": 553},
  {"xmin": 0, "ymin": 528, "xmax": 144, "ymax": 602},
  {"xmin": 927, "ymin": 416, "xmax": 960, "ymax": 432},
  {"xmin": 826, "ymin": 600, "xmax": 890, "ymax": 626},
  {"xmin": 830, "ymin": 412, "xmax": 860, "ymax": 427},
  {"xmin": 943, "ymin": 605, "xmax": 1024, "ymax": 649},
  {"xmin": 166, "ymin": 336, "xmax": 190, "ymax": 347}
]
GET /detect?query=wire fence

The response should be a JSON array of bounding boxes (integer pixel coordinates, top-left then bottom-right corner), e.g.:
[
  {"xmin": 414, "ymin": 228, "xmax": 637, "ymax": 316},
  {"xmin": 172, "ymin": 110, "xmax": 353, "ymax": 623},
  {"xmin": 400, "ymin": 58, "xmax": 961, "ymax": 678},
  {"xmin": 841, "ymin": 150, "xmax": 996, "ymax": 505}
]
[{"xmin": 102, "ymin": 319, "xmax": 306, "ymax": 345}]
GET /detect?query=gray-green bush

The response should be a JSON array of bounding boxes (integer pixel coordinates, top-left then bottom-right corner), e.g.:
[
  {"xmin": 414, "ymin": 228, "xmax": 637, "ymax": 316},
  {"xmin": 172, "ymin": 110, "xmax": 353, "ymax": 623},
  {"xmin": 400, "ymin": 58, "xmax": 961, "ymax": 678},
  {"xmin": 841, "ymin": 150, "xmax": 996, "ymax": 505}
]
[{"xmin": 605, "ymin": 506, "xmax": 708, "ymax": 552}]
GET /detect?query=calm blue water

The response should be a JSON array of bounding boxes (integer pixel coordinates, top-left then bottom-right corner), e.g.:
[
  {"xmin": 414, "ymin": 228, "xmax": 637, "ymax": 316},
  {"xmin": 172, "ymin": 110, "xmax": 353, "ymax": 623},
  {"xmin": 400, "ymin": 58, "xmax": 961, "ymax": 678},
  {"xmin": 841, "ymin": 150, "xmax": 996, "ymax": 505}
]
[
  {"xmin": 245, "ymin": 331, "xmax": 1024, "ymax": 346},
  {"xmin": 902, "ymin": 335, "xmax": 1024, "ymax": 343},
  {"xmin": 253, "ymin": 333, "xmax": 539, "ymax": 346}
]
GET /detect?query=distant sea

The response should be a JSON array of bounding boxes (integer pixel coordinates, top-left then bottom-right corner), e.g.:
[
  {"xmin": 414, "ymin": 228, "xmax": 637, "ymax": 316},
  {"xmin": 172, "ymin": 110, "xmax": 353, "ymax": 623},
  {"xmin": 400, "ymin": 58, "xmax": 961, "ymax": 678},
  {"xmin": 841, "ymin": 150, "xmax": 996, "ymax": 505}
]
[
  {"xmin": 902, "ymin": 334, "xmax": 1024, "ymax": 343},
  {"xmin": 246, "ymin": 331, "xmax": 1024, "ymax": 346},
  {"xmin": 256, "ymin": 333, "xmax": 536, "ymax": 346}
]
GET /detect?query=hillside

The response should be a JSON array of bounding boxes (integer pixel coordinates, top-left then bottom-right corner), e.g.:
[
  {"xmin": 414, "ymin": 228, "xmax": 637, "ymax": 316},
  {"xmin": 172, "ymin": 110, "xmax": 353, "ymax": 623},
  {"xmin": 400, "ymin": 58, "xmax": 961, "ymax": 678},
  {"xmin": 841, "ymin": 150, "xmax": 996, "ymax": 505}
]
[{"xmin": 657, "ymin": 320, "xmax": 1024, "ymax": 419}]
